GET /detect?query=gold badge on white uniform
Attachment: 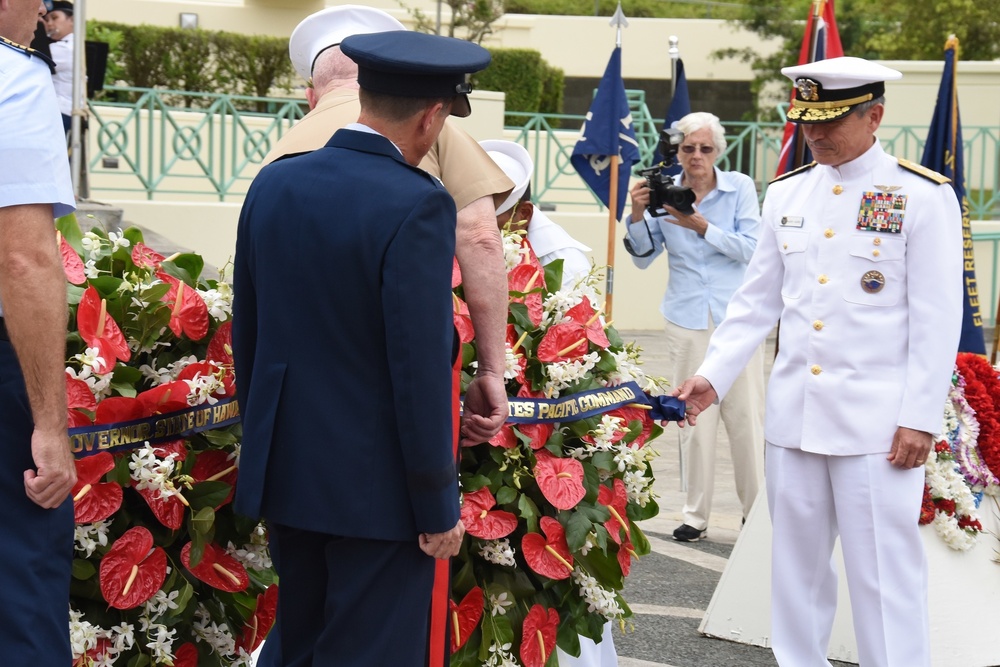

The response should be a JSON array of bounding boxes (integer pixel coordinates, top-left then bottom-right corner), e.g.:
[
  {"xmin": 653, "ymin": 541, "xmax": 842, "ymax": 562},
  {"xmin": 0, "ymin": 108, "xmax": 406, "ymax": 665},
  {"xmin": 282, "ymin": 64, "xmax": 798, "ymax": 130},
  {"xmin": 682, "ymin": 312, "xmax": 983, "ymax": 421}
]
[{"xmin": 861, "ymin": 270, "xmax": 885, "ymax": 293}]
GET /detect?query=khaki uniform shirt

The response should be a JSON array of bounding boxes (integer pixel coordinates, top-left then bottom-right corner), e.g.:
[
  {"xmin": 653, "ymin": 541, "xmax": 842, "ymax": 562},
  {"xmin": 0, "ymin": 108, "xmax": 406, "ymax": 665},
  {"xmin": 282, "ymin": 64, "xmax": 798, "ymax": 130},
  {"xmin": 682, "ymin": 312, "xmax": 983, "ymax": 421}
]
[{"xmin": 262, "ymin": 89, "xmax": 512, "ymax": 210}]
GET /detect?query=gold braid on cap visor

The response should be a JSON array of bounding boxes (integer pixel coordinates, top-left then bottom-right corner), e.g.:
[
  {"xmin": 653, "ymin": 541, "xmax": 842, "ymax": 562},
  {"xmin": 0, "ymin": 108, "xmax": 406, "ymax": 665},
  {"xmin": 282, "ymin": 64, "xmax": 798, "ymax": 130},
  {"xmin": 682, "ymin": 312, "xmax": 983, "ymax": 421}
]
[{"xmin": 786, "ymin": 91, "xmax": 874, "ymax": 121}]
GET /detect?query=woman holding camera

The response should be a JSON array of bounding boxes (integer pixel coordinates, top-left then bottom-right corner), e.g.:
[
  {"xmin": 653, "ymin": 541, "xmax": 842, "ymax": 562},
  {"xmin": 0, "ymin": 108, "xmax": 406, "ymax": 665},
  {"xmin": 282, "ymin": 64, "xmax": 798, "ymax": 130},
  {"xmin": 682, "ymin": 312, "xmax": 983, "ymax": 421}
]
[{"xmin": 624, "ymin": 111, "xmax": 765, "ymax": 543}]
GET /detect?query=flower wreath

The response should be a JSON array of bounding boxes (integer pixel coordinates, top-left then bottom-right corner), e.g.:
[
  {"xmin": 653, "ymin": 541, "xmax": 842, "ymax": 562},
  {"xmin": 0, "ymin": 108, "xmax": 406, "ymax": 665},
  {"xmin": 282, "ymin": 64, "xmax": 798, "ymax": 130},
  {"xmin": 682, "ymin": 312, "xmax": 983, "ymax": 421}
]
[
  {"xmin": 59, "ymin": 218, "xmax": 276, "ymax": 667},
  {"xmin": 449, "ymin": 230, "xmax": 674, "ymax": 667}
]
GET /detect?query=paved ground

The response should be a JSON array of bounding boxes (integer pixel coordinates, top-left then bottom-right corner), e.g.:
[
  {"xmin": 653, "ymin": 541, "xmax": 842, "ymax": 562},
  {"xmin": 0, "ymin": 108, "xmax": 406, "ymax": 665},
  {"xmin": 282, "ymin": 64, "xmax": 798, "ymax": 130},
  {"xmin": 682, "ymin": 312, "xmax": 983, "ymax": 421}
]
[{"xmin": 610, "ymin": 330, "xmax": 854, "ymax": 667}]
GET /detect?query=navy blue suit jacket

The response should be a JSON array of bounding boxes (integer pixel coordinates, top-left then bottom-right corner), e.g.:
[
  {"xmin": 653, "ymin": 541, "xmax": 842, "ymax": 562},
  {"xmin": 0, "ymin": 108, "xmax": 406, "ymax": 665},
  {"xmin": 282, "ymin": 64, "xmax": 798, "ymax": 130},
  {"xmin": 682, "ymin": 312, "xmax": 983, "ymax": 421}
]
[{"xmin": 232, "ymin": 128, "xmax": 459, "ymax": 540}]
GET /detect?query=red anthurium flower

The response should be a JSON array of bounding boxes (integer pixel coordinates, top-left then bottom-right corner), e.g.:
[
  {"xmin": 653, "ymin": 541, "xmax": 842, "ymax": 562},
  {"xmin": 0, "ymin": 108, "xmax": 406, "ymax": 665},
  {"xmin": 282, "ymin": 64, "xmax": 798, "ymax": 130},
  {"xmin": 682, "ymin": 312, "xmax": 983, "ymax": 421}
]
[
  {"xmin": 137, "ymin": 380, "xmax": 191, "ymax": 416},
  {"xmin": 461, "ymin": 487, "xmax": 517, "ymax": 539},
  {"xmin": 172, "ymin": 643, "xmax": 199, "ymax": 667},
  {"xmin": 74, "ymin": 637, "xmax": 113, "ymax": 667},
  {"xmin": 607, "ymin": 405, "xmax": 654, "ymax": 448},
  {"xmin": 72, "ymin": 452, "xmax": 123, "ymax": 524},
  {"xmin": 520, "ymin": 604, "xmax": 559, "ymax": 667},
  {"xmin": 68, "ymin": 409, "xmax": 93, "ymax": 427},
  {"xmin": 565, "ymin": 299, "xmax": 610, "ymax": 349},
  {"xmin": 59, "ymin": 234, "xmax": 86, "ymax": 285},
  {"xmin": 66, "ymin": 375, "xmax": 96, "ymax": 411},
  {"xmin": 94, "ymin": 396, "xmax": 144, "ymax": 425},
  {"xmin": 522, "ymin": 516, "xmax": 574, "ymax": 580},
  {"xmin": 518, "ymin": 384, "xmax": 544, "ymax": 400},
  {"xmin": 507, "ymin": 264, "xmax": 543, "ymax": 326},
  {"xmin": 536, "ymin": 322, "xmax": 588, "ymax": 363},
  {"xmin": 520, "ymin": 238, "xmax": 545, "ymax": 276},
  {"xmin": 181, "ymin": 541, "xmax": 249, "ymax": 592},
  {"xmin": 449, "ymin": 586, "xmax": 483, "ymax": 653},
  {"xmin": 451, "ymin": 256, "xmax": 463, "ymax": 288},
  {"xmin": 137, "ymin": 486, "xmax": 186, "ymax": 530},
  {"xmin": 157, "ymin": 271, "xmax": 209, "ymax": 341},
  {"xmin": 598, "ymin": 478, "xmax": 631, "ymax": 545},
  {"xmin": 131, "ymin": 242, "xmax": 165, "ymax": 270},
  {"xmin": 487, "ymin": 424, "xmax": 517, "ymax": 449},
  {"xmin": 238, "ymin": 584, "xmax": 278, "ymax": 654},
  {"xmin": 618, "ymin": 537, "xmax": 636, "ymax": 576},
  {"xmin": 191, "ymin": 449, "xmax": 238, "ymax": 507},
  {"xmin": 453, "ymin": 294, "xmax": 475, "ymax": 344},
  {"xmin": 518, "ymin": 423, "xmax": 553, "ymax": 451},
  {"xmin": 153, "ymin": 439, "xmax": 188, "ymax": 462},
  {"xmin": 534, "ymin": 451, "xmax": 585, "ymax": 510},
  {"xmin": 99, "ymin": 526, "xmax": 168, "ymax": 609},
  {"xmin": 77, "ymin": 285, "xmax": 130, "ymax": 374},
  {"xmin": 206, "ymin": 321, "xmax": 233, "ymax": 367}
]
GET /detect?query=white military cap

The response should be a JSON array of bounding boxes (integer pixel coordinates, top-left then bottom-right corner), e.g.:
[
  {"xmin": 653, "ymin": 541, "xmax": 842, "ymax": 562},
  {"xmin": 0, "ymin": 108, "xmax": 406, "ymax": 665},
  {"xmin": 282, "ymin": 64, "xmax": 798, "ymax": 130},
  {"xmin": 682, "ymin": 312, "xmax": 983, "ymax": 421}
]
[
  {"xmin": 781, "ymin": 56, "xmax": 901, "ymax": 123},
  {"xmin": 289, "ymin": 5, "xmax": 405, "ymax": 82},
  {"xmin": 480, "ymin": 140, "xmax": 533, "ymax": 215}
]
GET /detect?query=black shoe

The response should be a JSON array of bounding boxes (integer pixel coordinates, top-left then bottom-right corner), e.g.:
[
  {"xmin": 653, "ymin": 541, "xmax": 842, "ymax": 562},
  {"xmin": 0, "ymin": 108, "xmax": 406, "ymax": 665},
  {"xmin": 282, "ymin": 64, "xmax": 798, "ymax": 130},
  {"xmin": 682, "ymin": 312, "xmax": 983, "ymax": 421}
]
[{"xmin": 672, "ymin": 524, "xmax": 706, "ymax": 542}]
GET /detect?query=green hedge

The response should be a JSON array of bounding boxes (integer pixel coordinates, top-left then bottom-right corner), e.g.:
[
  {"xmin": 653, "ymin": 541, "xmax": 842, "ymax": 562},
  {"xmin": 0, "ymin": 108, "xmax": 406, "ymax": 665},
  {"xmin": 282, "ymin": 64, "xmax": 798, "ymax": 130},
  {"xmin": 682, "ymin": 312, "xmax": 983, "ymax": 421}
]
[
  {"xmin": 475, "ymin": 48, "xmax": 564, "ymax": 124},
  {"xmin": 88, "ymin": 21, "xmax": 296, "ymax": 110},
  {"xmin": 88, "ymin": 22, "xmax": 563, "ymax": 117},
  {"xmin": 504, "ymin": 0, "xmax": 742, "ymax": 19}
]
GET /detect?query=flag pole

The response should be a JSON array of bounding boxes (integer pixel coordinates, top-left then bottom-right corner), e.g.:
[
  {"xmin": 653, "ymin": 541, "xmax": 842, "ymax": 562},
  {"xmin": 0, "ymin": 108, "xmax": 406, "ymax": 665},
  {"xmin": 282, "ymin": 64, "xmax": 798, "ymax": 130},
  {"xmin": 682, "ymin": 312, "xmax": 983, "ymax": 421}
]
[
  {"xmin": 605, "ymin": 4, "xmax": 628, "ymax": 319},
  {"xmin": 70, "ymin": 0, "xmax": 87, "ymax": 199},
  {"xmin": 669, "ymin": 35, "xmax": 679, "ymax": 97},
  {"xmin": 793, "ymin": 0, "xmax": 824, "ymax": 168}
]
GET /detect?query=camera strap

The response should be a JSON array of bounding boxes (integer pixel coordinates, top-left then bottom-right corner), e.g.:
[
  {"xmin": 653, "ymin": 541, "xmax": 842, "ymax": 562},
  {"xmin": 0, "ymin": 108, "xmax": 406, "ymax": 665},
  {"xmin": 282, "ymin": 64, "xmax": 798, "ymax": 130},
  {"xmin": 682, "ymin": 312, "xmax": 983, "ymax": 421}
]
[{"xmin": 623, "ymin": 215, "xmax": 657, "ymax": 258}]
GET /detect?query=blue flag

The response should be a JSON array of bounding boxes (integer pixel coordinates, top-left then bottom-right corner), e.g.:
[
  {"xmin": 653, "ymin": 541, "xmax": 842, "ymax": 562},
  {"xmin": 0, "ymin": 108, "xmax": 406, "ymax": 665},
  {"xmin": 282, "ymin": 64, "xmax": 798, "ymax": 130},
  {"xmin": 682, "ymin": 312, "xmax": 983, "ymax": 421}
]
[
  {"xmin": 652, "ymin": 57, "xmax": 690, "ymax": 176},
  {"xmin": 920, "ymin": 39, "xmax": 986, "ymax": 355},
  {"xmin": 571, "ymin": 47, "xmax": 640, "ymax": 221}
]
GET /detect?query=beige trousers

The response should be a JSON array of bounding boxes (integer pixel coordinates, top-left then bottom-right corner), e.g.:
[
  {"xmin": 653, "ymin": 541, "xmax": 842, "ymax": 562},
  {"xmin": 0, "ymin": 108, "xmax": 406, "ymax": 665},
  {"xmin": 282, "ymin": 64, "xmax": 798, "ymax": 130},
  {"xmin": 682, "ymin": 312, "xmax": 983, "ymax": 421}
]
[{"xmin": 665, "ymin": 318, "xmax": 765, "ymax": 530}]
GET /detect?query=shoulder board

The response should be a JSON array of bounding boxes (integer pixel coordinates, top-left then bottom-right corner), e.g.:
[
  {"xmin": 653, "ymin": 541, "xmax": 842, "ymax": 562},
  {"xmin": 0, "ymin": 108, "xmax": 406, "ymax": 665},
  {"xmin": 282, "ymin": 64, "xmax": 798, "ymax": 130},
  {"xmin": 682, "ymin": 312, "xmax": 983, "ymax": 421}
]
[
  {"xmin": 769, "ymin": 161, "xmax": 817, "ymax": 185},
  {"xmin": 0, "ymin": 35, "xmax": 55, "ymax": 72},
  {"xmin": 896, "ymin": 158, "xmax": 951, "ymax": 185}
]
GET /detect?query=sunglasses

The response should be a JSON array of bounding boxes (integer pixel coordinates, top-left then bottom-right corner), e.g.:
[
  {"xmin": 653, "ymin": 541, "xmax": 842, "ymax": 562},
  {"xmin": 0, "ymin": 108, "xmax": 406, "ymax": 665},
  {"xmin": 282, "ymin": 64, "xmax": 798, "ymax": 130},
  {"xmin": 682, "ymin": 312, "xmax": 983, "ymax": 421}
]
[{"xmin": 681, "ymin": 145, "xmax": 716, "ymax": 154}]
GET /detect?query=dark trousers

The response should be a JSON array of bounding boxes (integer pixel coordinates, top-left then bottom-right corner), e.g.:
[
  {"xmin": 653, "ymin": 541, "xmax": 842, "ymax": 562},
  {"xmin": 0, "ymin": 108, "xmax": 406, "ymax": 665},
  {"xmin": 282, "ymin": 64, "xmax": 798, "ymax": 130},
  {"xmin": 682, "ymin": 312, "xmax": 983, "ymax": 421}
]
[
  {"xmin": 262, "ymin": 523, "xmax": 436, "ymax": 666},
  {"xmin": 0, "ymin": 339, "xmax": 74, "ymax": 665}
]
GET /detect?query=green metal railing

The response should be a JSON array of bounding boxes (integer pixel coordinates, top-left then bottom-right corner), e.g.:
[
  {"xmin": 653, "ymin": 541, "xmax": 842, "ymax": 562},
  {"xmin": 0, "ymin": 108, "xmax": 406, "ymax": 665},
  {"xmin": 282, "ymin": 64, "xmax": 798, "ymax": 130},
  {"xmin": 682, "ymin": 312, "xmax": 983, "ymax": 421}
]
[{"xmin": 86, "ymin": 86, "xmax": 999, "ymax": 219}]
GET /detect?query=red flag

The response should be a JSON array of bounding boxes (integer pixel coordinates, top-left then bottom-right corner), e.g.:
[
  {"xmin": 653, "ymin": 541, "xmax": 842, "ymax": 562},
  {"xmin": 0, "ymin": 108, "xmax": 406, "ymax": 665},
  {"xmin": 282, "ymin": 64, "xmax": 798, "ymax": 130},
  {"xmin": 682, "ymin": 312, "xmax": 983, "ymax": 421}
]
[{"xmin": 775, "ymin": 0, "xmax": 844, "ymax": 177}]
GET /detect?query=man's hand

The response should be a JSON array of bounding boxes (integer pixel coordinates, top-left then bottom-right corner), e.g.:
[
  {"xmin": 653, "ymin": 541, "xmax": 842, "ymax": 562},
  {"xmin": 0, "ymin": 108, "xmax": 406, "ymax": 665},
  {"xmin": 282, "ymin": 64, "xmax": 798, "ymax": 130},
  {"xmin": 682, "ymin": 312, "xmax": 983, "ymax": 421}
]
[
  {"xmin": 671, "ymin": 375, "xmax": 718, "ymax": 427},
  {"xmin": 887, "ymin": 426, "xmax": 932, "ymax": 469},
  {"xmin": 419, "ymin": 520, "xmax": 465, "ymax": 559},
  {"xmin": 460, "ymin": 373, "xmax": 507, "ymax": 445},
  {"xmin": 24, "ymin": 428, "xmax": 76, "ymax": 508}
]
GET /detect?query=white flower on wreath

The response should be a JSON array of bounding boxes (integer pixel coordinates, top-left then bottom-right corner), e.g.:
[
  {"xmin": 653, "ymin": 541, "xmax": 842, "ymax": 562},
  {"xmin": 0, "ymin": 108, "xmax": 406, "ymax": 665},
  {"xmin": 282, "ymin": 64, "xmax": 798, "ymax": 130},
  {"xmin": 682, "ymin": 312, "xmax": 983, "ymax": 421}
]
[
  {"xmin": 129, "ymin": 444, "xmax": 183, "ymax": 501},
  {"xmin": 74, "ymin": 519, "xmax": 112, "ymax": 558},
  {"xmin": 572, "ymin": 567, "xmax": 624, "ymax": 619},
  {"xmin": 924, "ymin": 445, "xmax": 981, "ymax": 551},
  {"xmin": 66, "ymin": 362, "xmax": 113, "ymax": 401},
  {"xmin": 488, "ymin": 590, "xmax": 515, "ymax": 616},
  {"xmin": 198, "ymin": 282, "xmax": 233, "ymax": 322}
]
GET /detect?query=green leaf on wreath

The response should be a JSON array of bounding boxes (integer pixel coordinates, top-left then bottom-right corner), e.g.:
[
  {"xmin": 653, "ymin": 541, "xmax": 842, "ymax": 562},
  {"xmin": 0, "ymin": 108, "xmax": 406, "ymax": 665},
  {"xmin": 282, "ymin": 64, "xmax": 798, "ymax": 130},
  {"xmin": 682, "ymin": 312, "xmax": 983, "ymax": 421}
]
[
  {"xmin": 565, "ymin": 416, "xmax": 600, "ymax": 439},
  {"xmin": 605, "ymin": 326, "xmax": 624, "ymax": 348},
  {"xmin": 175, "ymin": 580, "xmax": 194, "ymax": 614},
  {"xmin": 495, "ymin": 485, "xmax": 518, "ymax": 506},
  {"xmin": 462, "ymin": 342, "xmax": 476, "ymax": 367},
  {"xmin": 590, "ymin": 451, "xmax": 615, "ymax": 472},
  {"xmin": 595, "ymin": 349, "xmax": 618, "ymax": 373},
  {"xmin": 186, "ymin": 481, "xmax": 231, "ymax": 511},
  {"xmin": 556, "ymin": 617, "xmax": 582, "ymax": 658},
  {"xmin": 461, "ymin": 474, "xmax": 491, "ymax": 492},
  {"xmin": 518, "ymin": 493, "xmax": 540, "ymax": 534},
  {"xmin": 621, "ymin": 419, "xmax": 644, "ymax": 445},
  {"xmin": 508, "ymin": 301, "xmax": 534, "ymax": 330},
  {"xmin": 565, "ymin": 509, "xmax": 595, "ymax": 552},
  {"xmin": 66, "ymin": 284, "xmax": 85, "ymax": 306},
  {"xmin": 109, "ymin": 382, "xmax": 136, "ymax": 398},
  {"xmin": 162, "ymin": 253, "xmax": 204, "ymax": 285},
  {"xmin": 127, "ymin": 654, "xmax": 152, "ymax": 667},
  {"xmin": 72, "ymin": 558, "xmax": 97, "ymax": 581},
  {"xmin": 122, "ymin": 226, "xmax": 145, "ymax": 248},
  {"xmin": 201, "ymin": 428, "xmax": 240, "ymax": 447},
  {"xmin": 581, "ymin": 462, "xmax": 600, "ymax": 502},
  {"xmin": 188, "ymin": 506, "xmax": 216, "ymax": 567},
  {"xmin": 627, "ymin": 497, "xmax": 659, "ymax": 522},
  {"xmin": 111, "ymin": 453, "xmax": 133, "ymax": 486},
  {"xmin": 140, "ymin": 282, "xmax": 172, "ymax": 304},
  {"xmin": 89, "ymin": 275, "xmax": 125, "ymax": 297},
  {"xmin": 542, "ymin": 258, "xmax": 563, "ymax": 294},
  {"xmin": 577, "ymin": 549, "xmax": 623, "ymax": 590},
  {"xmin": 629, "ymin": 521, "xmax": 651, "ymax": 556},
  {"xmin": 56, "ymin": 213, "xmax": 83, "ymax": 253}
]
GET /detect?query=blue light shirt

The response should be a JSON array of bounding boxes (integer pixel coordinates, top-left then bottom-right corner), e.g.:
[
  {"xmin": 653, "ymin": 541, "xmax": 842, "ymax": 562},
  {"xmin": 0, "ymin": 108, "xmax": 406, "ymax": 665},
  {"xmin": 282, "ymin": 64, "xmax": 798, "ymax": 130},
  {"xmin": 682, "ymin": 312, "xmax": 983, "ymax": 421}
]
[{"xmin": 624, "ymin": 167, "xmax": 760, "ymax": 330}]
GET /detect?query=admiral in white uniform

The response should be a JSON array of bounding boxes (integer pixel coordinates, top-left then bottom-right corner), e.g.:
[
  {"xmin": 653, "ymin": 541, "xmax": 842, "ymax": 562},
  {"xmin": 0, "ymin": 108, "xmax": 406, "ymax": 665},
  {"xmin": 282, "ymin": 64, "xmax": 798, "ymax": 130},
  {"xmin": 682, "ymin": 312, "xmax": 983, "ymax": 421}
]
[{"xmin": 675, "ymin": 57, "xmax": 963, "ymax": 666}]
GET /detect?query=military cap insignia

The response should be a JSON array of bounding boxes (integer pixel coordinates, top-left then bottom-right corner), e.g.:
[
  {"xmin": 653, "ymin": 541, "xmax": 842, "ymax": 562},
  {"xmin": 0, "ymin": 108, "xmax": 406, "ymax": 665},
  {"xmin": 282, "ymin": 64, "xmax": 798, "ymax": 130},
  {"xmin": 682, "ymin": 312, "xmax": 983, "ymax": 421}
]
[
  {"xmin": 857, "ymin": 191, "xmax": 906, "ymax": 233},
  {"xmin": 796, "ymin": 78, "xmax": 820, "ymax": 102},
  {"xmin": 861, "ymin": 270, "xmax": 885, "ymax": 294}
]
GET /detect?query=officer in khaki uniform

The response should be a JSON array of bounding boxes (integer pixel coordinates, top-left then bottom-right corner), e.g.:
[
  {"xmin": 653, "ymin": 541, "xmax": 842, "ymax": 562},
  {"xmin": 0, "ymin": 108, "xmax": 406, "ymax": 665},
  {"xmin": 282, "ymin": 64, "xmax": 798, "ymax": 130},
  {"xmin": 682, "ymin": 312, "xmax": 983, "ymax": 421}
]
[
  {"xmin": 264, "ymin": 6, "xmax": 512, "ymax": 450},
  {"xmin": 675, "ymin": 57, "xmax": 963, "ymax": 666}
]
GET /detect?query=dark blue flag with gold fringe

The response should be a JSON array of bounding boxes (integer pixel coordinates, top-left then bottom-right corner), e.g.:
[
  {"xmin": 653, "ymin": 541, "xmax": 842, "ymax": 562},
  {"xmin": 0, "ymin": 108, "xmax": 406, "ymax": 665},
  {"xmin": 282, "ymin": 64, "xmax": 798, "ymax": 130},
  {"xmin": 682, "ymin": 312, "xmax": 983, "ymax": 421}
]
[{"xmin": 920, "ymin": 36, "xmax": 986, "ymax": 355}]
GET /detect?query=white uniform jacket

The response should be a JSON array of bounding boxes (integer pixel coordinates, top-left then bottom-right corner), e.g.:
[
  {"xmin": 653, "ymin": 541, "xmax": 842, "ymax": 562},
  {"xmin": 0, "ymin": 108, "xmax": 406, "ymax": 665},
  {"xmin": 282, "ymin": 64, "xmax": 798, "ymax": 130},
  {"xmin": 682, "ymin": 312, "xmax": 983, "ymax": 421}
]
[
  {"xmin": 697, "ymin": 140, "xmax": 963, "ymax": 455},
  {"xmin": 527, "ymin": 206, "xmax": 592, "ymax": 288}
]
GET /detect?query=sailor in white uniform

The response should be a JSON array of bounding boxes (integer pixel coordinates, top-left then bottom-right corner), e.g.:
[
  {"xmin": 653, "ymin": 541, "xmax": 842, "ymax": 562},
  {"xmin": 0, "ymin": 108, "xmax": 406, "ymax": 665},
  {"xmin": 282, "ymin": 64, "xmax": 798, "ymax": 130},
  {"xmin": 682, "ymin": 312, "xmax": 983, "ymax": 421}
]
[{"xmin": 674, "ymin": 57, "xmax": 963, "ymax": 667}]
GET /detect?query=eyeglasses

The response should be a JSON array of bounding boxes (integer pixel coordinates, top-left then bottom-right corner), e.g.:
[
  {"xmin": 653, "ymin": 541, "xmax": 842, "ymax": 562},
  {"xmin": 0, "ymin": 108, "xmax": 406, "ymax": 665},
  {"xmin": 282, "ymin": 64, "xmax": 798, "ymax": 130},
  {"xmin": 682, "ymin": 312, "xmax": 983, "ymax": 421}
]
[{"xmin": 681, "ymin": 145, "xmax": 716, "ymax": 154}]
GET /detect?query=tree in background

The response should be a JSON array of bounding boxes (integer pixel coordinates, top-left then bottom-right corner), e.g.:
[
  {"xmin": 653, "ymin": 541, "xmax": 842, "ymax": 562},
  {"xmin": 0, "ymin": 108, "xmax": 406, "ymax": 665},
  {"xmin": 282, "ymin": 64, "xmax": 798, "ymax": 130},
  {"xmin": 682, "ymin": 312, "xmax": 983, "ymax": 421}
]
[
  {"xmin": 399, "ymin": 0, "xmax": 505, "ymax": 43},
  {"xmin": 715, "ymin": 0, "xmax": 1000, "ymax": 119}
]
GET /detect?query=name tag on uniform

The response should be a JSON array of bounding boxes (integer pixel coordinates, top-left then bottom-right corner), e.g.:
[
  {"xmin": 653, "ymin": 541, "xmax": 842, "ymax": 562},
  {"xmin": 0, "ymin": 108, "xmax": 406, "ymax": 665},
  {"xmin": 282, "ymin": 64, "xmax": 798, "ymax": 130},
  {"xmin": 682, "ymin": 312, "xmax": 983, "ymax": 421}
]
[{"xmin": 780, "ymin": 216, "xmax": 804, "ymax": 228}]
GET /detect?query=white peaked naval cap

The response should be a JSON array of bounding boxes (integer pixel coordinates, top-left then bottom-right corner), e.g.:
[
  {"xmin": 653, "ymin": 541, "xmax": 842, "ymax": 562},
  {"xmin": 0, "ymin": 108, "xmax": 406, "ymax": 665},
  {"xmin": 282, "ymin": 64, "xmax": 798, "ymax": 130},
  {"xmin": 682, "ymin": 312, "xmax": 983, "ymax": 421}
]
[
  {"xmin": 480, "ymin": 140, "xmax": 533, "ymax": 216},
  {"xmin": 780, "ymin": 56, "xmax": 902, "ymax": 123},
  {"xmin": 289, "ymin": 5, "xmax": 405, "ymax": 81}
]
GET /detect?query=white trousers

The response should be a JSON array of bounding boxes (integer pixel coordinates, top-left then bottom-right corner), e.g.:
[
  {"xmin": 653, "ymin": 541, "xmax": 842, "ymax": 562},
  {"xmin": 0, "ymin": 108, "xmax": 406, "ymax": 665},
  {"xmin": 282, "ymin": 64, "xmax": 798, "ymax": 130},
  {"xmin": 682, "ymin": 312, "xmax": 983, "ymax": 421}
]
[
  {"xmin": 665, "ymin": 319, "xmax": 765, "ymax": 529},
  {"xmin": 766, "ymin": 444, "xmax": 930, "ymax": 667}
]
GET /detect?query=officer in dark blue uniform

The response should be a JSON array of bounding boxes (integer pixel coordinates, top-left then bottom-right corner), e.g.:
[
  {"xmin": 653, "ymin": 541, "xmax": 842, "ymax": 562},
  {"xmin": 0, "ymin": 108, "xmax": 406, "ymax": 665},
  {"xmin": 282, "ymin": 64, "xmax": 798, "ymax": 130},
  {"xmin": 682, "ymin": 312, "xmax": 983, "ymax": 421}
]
[{"xmin": 232, "ymin": 31, "xmax": 491, "ymax": 666}]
